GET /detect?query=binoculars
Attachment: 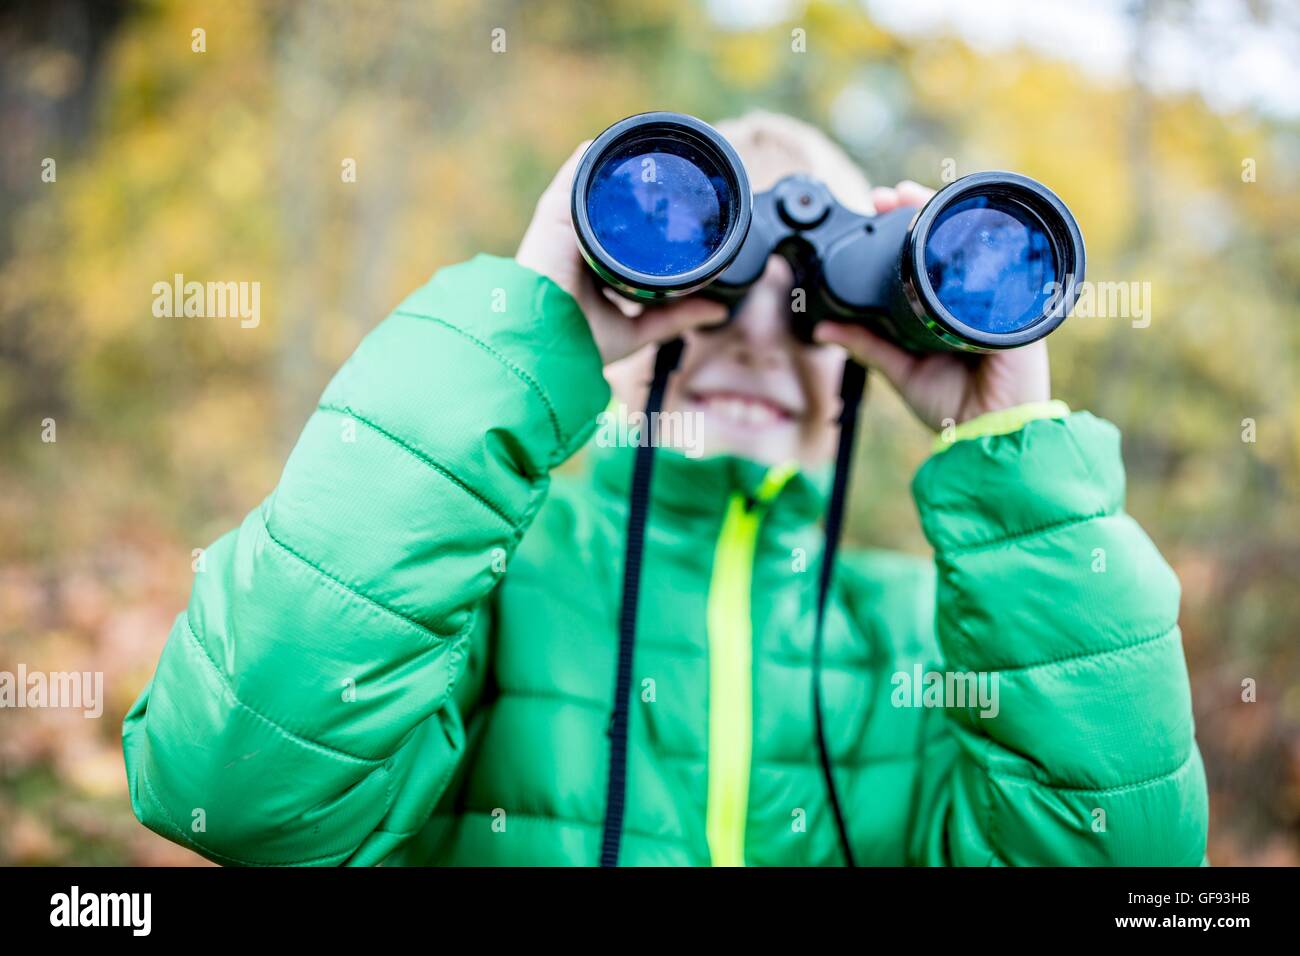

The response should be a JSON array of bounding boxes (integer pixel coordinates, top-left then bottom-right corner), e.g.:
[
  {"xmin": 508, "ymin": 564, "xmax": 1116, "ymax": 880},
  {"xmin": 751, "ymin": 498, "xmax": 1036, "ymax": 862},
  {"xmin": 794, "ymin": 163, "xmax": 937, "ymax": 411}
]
[{"xmin": 571, "ymin": 112, "xmax": 1086, "ymax": 352}]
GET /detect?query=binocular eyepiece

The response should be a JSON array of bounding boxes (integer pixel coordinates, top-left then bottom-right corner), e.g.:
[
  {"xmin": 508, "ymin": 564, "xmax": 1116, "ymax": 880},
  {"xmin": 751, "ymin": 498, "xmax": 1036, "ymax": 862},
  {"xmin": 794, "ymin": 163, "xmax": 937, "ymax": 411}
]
[{"xmin": 572, "ymin": 111, "xmax": 1086, "ymax": 352}]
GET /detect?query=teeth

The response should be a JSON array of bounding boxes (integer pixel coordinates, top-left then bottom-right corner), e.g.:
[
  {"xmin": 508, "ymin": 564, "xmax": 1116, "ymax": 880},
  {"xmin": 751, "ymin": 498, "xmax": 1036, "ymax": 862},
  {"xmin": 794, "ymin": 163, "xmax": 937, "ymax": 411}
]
[{"xmin": 703, "ymin": 395, "xmax": 781, "ymax": 426}]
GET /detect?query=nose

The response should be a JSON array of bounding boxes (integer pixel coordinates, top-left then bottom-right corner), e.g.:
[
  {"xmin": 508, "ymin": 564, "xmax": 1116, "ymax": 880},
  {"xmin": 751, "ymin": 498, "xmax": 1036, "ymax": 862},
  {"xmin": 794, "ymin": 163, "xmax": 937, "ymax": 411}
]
[{"xmin": 718, "ymin": 256, "xmax": 795, "ymax": 368}]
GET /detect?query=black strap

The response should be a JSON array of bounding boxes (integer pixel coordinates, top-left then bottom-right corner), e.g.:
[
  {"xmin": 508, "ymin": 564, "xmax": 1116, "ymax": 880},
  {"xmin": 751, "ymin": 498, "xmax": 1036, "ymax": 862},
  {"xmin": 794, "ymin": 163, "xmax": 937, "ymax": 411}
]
[
  {"xmin": 599, "ymin": 343, "xmax": 864, "ymax": 868},
  {"xmin": 811, "ymin": 359, "xmax": 867, "ymax": 867},
  {"xmin": 599, "ymin": 337, "xmax": 684, "ymax": 867}
]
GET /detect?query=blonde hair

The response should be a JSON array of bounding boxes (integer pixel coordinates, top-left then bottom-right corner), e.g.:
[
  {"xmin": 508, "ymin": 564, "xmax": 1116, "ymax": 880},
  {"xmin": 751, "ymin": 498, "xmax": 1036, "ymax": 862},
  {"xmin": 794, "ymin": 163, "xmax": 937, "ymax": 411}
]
[{"xmin": 713, "ymin": 110, "xmax": 875, "ymax": 214}]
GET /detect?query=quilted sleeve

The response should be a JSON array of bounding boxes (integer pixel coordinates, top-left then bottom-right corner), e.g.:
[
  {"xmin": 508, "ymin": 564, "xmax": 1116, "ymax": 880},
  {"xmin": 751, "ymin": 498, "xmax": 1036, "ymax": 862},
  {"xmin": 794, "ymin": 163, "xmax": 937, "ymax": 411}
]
[
  {"xmin": 122, "ymin": 255, "xmax": 609, "ymax": 865},
  {"xmin": 906, "ymin": 412, "xmax": 1209, "ymax": 865}
]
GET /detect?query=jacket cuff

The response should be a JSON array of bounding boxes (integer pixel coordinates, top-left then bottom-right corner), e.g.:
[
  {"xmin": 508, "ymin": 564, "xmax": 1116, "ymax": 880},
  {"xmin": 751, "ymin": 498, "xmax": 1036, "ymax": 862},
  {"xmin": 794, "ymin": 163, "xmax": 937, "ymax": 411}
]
[
  {"xmin": 931, "ymin": 400, "xmax": 1071, "ymax": 454},
  {"xmin": 912, "ymin": 411, "xmax": 1125, "ymax": 555}
]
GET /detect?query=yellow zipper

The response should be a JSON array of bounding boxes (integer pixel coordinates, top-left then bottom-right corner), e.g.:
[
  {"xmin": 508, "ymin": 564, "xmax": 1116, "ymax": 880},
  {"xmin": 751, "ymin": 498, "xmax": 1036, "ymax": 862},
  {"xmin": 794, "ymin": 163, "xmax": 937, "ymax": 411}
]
[{"xmin": 705, "ymin": 461, "xmax": 799, "ymax": 867}]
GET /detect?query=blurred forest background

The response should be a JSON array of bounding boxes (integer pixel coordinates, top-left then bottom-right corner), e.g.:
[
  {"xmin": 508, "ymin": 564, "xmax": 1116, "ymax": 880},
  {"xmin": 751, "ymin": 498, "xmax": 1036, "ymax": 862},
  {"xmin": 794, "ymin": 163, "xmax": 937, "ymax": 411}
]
[{"xmin": 0, "ymin": 0, "xmax": 1297, "ymax": 865}]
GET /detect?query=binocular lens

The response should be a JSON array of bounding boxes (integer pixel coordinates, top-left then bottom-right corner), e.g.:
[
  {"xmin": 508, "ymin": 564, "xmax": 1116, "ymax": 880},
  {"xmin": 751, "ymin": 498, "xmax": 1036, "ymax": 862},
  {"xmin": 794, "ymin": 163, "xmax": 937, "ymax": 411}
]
[
  {"xmin": 574, "ymin": 114, "xmax": 1084, "ymax": 350},
  {"xmin": 923, "ymin": 194, "xmax": 1058, "ymax": 334},
  {"xmin": 573, "ymin": 113, "xmax": 752, "ymax": 298},
  {"xmin": 588, "ymin": 142, "xmax": 733, "ymax": 277}
]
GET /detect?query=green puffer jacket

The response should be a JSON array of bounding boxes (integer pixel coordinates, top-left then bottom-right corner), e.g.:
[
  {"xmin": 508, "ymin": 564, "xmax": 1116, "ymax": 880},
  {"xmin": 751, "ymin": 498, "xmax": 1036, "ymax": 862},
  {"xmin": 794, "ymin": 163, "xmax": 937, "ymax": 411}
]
[{"xmin": 122, "ymin": 255, "xmax": 1209, "ymax": 866}]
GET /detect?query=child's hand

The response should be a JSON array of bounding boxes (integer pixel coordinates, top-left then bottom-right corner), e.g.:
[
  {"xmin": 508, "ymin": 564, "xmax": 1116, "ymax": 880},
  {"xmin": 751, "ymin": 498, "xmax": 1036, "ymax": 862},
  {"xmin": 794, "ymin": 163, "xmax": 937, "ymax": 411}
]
[
  {"xmin": 516, "ymin": 143, "xmax": 729, "ymax": 366},
  {"xmin": 814, "ymin": 181, "xmax": 1052, "ymax": 431}
]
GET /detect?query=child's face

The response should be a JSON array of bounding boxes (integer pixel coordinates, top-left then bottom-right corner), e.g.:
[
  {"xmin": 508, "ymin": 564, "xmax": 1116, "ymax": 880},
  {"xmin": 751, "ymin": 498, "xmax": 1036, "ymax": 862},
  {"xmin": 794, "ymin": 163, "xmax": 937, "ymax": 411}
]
[{"xmin": 612, "ymin": 255, "xmax": 847, "ymax": 467}]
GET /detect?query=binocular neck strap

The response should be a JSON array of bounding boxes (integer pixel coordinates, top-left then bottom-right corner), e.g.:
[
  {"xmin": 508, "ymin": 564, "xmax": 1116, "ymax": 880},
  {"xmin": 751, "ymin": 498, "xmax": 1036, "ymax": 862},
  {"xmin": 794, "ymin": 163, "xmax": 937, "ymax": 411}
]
[
  {"xmin": 598, "ymin": 343, "xmax": 865, "ymax": 869},
  {"xmin": 812, "ymin": 358, "xmax": 867, "ymax": 868},
  {"xmin": 600, "ymin": 336, "xmax": 684, "ymax": 868}
]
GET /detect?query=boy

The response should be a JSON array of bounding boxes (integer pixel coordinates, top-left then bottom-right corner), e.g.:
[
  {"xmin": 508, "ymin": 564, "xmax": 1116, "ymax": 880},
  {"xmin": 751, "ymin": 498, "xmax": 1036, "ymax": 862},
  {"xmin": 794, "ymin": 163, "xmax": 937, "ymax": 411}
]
[{"xmin": 123, "ymin": 112, "xmax": 1208, "ymax": 866}]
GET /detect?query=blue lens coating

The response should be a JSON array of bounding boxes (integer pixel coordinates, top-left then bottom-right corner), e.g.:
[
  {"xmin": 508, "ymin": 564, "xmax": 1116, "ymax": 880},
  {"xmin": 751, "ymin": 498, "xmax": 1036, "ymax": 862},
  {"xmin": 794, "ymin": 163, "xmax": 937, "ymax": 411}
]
[
  {"xmin": 586, "ymin": 139, "xmax": 732, "ymax": 277},
  {"xmin": 923, "ymin": 194, "xmax": 1057, "ymax": 333}
]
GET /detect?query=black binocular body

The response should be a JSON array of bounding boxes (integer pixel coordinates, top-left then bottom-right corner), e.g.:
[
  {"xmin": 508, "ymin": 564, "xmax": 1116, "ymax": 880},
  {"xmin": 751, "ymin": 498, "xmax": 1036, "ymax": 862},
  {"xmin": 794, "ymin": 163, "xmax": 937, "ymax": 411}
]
[{"xmin": 572, "ymin": 112, "xmax": 1086, "ymax": 352}]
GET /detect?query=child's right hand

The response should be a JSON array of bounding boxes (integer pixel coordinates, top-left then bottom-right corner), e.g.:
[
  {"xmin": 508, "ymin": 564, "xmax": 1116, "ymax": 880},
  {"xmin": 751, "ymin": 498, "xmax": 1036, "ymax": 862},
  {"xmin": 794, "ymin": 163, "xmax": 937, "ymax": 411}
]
[{"xmin": 516, "ymin": 142, "xmax": 729, "ymax": 366}]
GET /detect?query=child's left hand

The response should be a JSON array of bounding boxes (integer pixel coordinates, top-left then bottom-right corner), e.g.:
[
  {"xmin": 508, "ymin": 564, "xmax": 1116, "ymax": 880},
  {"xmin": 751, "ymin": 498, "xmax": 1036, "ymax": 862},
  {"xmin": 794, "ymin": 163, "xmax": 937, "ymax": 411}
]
[{"xmin": 813, "ymin": 180, "xmax": 1052, "ymax": 431}]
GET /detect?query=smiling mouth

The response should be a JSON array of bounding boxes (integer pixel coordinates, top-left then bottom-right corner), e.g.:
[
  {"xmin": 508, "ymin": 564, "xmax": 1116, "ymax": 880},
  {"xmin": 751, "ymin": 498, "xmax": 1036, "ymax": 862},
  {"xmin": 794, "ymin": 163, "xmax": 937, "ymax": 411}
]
[{"xmin": 686, "ymin": 389, "xmax": 799, "ymax": 428}]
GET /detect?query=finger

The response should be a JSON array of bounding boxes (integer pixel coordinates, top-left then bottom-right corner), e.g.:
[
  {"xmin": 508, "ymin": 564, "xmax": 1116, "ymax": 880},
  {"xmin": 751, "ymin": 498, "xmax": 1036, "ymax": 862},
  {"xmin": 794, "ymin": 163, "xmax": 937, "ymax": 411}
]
[
  {"xmin": 536, "ymin": 140, "xmax": 594, "ymax": 219},
  {"xmin": 631, "ymin": 298, "xmax": 729, "ymax": 348},
  {"xmin": 570, "ymin": 270, "xmax": 640, "ymax": 328},
  {"xmin": 869, "ymin": 186, "xmax": 900, "ymax": 213},
  {"xmin": 600, "ymin": 284, "xmax": 645, "ymax": 319},
  {"xmin": 813, "ymin": 321, "xmax": 915, "ymax": 387},
  {"xmin": 894, "ymin": 179, "xmax": 936, "ymax": 208},
  {"xmin": 552, "ymin": 140, "xmax": 592, "ymax": 189}
]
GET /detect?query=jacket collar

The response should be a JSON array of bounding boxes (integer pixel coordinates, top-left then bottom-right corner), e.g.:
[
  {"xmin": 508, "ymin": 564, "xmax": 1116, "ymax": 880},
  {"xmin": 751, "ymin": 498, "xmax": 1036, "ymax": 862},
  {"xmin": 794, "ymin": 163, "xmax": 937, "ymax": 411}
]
[{"xmin": 587, "ymin": 438, "xmax": 830, "ymax": 531}]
